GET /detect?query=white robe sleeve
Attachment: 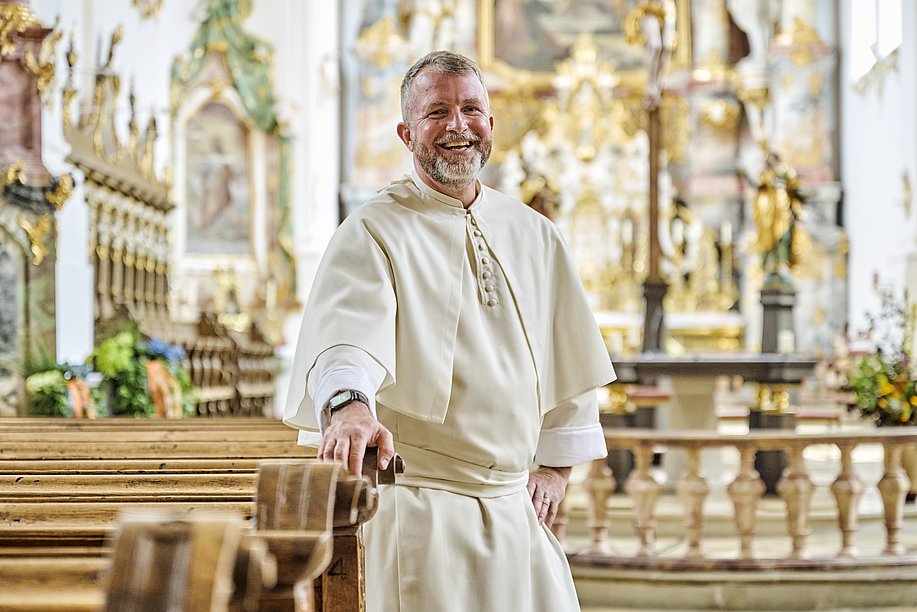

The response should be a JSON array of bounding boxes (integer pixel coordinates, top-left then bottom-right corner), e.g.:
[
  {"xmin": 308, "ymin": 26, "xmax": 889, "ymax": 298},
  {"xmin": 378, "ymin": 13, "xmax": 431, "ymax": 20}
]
[
  {"xmin": 310, "ymin": 345, "xmax": 387, "ymax": 430},
  {"xmin": 533, "ymin": 390, "xmax": 607, "ymax": 467}
]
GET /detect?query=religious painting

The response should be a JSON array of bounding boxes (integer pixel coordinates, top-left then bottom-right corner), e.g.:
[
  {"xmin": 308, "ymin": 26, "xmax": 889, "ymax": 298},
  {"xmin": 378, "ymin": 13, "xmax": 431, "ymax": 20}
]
[
  {"xmin": 479, "ymin": 0, "xmax": 691, "ymax": 84},
  {"xmin": 184, "ymin": 101, "xmax": 251, "ymax": 256}
]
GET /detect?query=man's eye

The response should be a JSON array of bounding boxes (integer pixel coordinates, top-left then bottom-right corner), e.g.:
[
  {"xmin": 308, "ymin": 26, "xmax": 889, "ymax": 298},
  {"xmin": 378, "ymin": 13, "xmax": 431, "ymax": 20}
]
[
  {"xmin": 464, "ymin": 107, "xmax": 481, "ymax": 114},
  {"xmin": 429, "ymin": 110, "xmax": 446, "ymax": 117}
]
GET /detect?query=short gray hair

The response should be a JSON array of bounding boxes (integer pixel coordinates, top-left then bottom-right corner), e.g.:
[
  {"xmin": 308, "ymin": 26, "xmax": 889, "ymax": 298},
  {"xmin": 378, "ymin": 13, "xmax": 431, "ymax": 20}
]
[{"xmin": 400, "ymin": 51, "xmax": 489, "ymax": 124}]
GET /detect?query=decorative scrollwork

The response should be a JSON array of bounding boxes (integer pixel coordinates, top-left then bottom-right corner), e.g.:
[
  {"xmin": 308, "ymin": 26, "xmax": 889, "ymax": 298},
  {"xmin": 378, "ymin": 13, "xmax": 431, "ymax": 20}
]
[
  {"xmin": 23, "ymin": 18, "xmax": 61, "ymax": 102},
  {"xmin": 0, "ymin": 3, "xmax": 40, "ymax": 57},
  {"xmin": 18, "ymin": 214, "xmax": 53, "ymax": 265}
]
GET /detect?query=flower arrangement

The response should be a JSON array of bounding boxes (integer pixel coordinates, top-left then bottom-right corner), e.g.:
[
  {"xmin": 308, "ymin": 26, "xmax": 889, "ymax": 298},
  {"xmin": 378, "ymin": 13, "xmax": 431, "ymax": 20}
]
[
  {"xmin": 91, "ymin": 330, "xmax": 194, "ymax": 418},
  {"xmin": 846, "ymin": 282, "xmax": 917, "ymax": 427},
  {"xmin": 24, "ymin": 330, "xmax": 194, "ymax": 418},
  {"xmin": 25, "ymin": 361, "xmax": 100, "ymax": 418}
]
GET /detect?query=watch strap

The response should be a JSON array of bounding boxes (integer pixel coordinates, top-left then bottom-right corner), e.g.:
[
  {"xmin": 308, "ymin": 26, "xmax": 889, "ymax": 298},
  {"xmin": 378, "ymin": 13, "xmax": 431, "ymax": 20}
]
[{"xmin": 326, "ymin": 389, "xmax": 370, "ymax": 415}]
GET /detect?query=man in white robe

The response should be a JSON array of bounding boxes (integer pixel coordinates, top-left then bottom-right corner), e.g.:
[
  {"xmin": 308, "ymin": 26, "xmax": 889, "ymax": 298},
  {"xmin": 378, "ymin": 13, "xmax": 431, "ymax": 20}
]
[{"xmin": 284, "ymin": 51, "xmax": 615, "ymax": 611}]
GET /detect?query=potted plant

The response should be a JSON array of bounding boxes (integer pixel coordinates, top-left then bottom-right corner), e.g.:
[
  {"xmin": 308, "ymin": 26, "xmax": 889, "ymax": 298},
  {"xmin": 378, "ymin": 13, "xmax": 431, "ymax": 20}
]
[{"xmin": 845, "ymin": 282, "xmax": 917, "ymax": 501}]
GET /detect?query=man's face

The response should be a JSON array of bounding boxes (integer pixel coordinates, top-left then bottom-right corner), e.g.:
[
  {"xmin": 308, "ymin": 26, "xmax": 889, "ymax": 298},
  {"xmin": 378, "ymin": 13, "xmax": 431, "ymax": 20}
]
[{"xmin": 397, "ymin": 68, "xmax": 494, "ymax": 193}]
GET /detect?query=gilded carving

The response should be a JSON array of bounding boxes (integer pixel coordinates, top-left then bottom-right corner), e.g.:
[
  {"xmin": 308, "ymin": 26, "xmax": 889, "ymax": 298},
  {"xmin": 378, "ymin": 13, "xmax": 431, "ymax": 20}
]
[
  {"xmin": 3, "ymin": 161, "xmax": 24, "ymax": 187},
  {"xmin": 0, "ymin": 2, "xmax": 40, "ymax": 57},
  {"xmin": 23, "ymin": 18, "xmax": 60, "ymax": 101},
  {"xmin": 17, "ymin": 214, "xmax": 52, "ymax": 265},
  {"xmin": 777, "ymin": 16, "xmax": 828, "ymax": 68},
  {"xmin": 699, "ymin": 98, "xmax": 741, "ymax": 131},
  {"xmin": 45, "ymin": 174, "xmax": 73, "ymax": 209}
]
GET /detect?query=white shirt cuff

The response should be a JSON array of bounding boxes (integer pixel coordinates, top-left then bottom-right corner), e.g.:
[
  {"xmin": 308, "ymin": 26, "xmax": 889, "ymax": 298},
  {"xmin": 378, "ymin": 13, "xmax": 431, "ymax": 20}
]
[
  {"xmin": 313, "ymin": 365, "xmax": 378, "ymax": 431},
  {"xmin": 533, "ymin": 423, "xmax": 607, "ymax": 467},
  {"xmin": 297, "ymin": 430, "xmax": 322, "ymax": 447}
]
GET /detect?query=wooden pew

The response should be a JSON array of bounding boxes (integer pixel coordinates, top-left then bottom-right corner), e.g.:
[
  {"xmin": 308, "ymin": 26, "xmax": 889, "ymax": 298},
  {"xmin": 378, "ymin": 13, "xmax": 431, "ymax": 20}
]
[{"xmin": 0, "ymin": 419, "xmax": 391, "ymax": 611}]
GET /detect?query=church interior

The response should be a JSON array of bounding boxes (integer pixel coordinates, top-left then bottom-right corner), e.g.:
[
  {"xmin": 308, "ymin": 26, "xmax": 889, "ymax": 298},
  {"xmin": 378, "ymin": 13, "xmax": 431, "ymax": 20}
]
[{"xmin": 0, "ymin": 0, "xmax": 915, "ymax": 609}]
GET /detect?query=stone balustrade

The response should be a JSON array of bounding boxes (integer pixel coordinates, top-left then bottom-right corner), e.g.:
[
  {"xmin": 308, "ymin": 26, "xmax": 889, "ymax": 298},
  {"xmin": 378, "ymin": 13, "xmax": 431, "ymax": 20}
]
[{"xmin": 564, "ymin": 429, "xmax": 917, "ymax": 570}]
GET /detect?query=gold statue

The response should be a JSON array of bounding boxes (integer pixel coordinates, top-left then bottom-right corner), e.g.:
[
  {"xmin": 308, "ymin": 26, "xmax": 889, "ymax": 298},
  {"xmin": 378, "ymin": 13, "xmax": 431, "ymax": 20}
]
[{"xmin": 750, "ymin": 153, "xmax": 806, "ymax": 287}]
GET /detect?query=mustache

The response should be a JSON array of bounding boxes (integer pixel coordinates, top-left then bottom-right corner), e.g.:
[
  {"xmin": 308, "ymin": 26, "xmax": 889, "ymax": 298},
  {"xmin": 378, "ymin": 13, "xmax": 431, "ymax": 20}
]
[{"xmin": 435, "ymin": 133, "xmax": 481, "ymax": 145}]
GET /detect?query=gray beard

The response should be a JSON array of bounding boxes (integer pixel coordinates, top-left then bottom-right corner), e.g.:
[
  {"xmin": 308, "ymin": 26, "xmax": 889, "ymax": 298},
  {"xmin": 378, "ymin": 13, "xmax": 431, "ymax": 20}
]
[{"xmin": 415, "ymin": 139, "xmax": 492, "ymax": 190}]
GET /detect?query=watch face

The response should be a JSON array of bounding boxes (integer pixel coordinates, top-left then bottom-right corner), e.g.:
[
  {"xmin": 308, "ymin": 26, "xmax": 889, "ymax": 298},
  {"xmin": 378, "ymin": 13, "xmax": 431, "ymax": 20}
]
[{"xmin": 329, "ymin": 391, "xmax": 353, "ymax": 409}]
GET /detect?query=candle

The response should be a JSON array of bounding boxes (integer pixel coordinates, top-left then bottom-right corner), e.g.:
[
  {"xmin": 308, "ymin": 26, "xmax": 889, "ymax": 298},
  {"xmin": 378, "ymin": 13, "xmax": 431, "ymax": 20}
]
[
  {"xmin": 622, "ymin": 218, "xmax": 633, "ymax": 245},
  {"xmin": 721, "ymin": 220, "xmax": 732, "ymax": 246},
  {"xmin": 672, "ymin": 218, "xmax": 684, "ymax": 246}
]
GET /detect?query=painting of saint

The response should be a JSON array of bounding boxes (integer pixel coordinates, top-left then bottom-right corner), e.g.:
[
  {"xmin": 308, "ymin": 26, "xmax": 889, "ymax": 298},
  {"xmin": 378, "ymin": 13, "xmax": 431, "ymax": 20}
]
[
  {"xmin": 185, "ymin": 102, "xmax": 250, "ymax": 255},
  {"xmin": 489, "ymin": 0, "xmax": 642, "ymax": 74}
]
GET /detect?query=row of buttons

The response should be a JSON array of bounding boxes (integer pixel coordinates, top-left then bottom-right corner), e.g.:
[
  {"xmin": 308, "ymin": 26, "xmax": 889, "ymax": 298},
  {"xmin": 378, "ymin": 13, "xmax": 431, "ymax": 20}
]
[{"xmin": 469, "ymin": 214, "xmax": 498, "ymax": 307}]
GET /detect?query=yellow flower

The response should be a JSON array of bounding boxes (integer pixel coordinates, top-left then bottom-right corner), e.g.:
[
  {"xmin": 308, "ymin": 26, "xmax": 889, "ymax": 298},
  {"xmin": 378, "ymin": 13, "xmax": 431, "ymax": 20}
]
[
  {"xmin": 910, "ymin": 395, "xmax": 917, "ymax": 406},
  {"xmin": 878, "ymin": 398, "xmax": 888, "ymax": 408},
  {"xmin": 879, "ymin": 377, "xmax": 895, "ymax": 395}
]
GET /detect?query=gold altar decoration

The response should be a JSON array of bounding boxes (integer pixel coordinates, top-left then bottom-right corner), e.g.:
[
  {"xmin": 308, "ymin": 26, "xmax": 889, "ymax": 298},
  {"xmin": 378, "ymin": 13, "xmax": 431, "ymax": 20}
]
[
  {"xmin": 497, "ymin": 32, "xmax": 738, "ymax": 353},
  {"xmin": 22, "ymin": 16, "xmax": 59, "ymax": 102},
  {"xmin": 699, "ymin": 98, "xmax": 741, "ymax": 131},
  {"xmin": 17, "ymin": 214, "xmax": 51, "ymax": 265},
  {"xmin": 62, "ymin": 27, "xmax": 173, "ymax": 321},
  {"xmin": 0, "ymin": 1, "xmax": 39, "ymax": 57},
  {"xmin": 774, "ymin": 16, "xmax": 829, "ymax": 69}
]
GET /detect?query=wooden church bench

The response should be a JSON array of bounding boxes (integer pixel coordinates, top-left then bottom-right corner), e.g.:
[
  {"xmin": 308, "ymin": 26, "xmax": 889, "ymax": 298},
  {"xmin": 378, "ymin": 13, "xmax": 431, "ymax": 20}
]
[{"xmin": 0, "ymin": 455, "xmax": 391, "ymax": 611}]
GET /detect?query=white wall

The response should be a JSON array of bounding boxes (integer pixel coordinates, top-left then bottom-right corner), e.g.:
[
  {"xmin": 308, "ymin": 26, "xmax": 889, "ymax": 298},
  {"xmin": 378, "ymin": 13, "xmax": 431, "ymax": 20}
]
[{"xmin": 840, "ymin": 0, "xmax": 917, "ymax": 337}]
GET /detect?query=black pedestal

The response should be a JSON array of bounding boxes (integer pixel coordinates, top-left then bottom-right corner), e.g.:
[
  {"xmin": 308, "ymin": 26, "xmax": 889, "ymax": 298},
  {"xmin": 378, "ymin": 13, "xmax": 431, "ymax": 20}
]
[
  {"xmin": 761, "ymin": 286, "xmax": 796, "ymax": 354},
  {"xmin": 641, "ymin": 280, "xmax": 668, "ymax": 353},
  {"xmin": 749, "ymin": 410, "xmax": 795, "ymax": 495}
]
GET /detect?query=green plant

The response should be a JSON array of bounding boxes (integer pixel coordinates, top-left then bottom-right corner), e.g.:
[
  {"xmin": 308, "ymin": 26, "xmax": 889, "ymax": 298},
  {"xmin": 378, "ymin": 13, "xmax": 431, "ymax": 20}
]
[
  {"xmin": 90, "ymin": 331, "xmax": 194, "ymax": 418},
  {"xmin": 24, "ymin": 361, "xmax": 100, "ymax": 418},
  {"xmin": 847, "ymin": 353, "xmax": 916, "ymax": 426},
  {"xmin": 846, "ymin": 282, "xmax": 916, "ymax": 427}
]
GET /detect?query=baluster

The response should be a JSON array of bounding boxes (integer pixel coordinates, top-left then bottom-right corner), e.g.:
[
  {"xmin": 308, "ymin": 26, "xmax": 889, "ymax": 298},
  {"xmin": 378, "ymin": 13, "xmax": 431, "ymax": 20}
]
[
  {"xmin": 676, "ymin": 446, "xmax": 709, "ymax": 559},
  {"xmin": 727, "ymin": 444, "xmax": 765, "ymax": 560},
  {"xmin": 877, "ymin": 443, "xmax": 909, "ymax": 555},
  {"xmin": 776, "ymin": 445, "xmax": 814, "ymax": 559},
  {"xmin": 624, "ymin": 444, "xmax": 661, "ymax": 557},
  {"xmin": 123, "ymin": 250, "xmax": 135, "ymax": 306},
  {"xmin": 584, "ymin": 456, "xmax": 616, "ymax": 554},
  {"xmin": 830, "ymin": 442, "xmax": 863, "ymax": 557}
]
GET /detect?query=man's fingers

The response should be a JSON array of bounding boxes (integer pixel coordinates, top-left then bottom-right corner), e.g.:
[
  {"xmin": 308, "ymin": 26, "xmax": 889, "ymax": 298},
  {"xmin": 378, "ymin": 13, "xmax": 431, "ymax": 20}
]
[
  {"xmin": 374, "ymin": 427, "xmax": 395, "ymax": 470},
  {"xmin": 349, "ymin": 436, "xmax": 368, "ymax": 478},
  {"xmin": 333, "ymin": 437, "xmax": 351, "ymax": 468},
  {"xmin": 544, "ymin": 501, "xmax": 558, "ymax": 529},
  {"xmin": 537, "ymin": 495, "xmax": 551, "ymax": 525}
]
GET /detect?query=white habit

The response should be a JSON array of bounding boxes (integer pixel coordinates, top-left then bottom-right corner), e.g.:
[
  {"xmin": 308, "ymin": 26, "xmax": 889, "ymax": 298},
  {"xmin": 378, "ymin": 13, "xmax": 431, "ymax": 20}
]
[{"xmin": 285, "ymin": 174, "xmax": 615, "ymax": 611}]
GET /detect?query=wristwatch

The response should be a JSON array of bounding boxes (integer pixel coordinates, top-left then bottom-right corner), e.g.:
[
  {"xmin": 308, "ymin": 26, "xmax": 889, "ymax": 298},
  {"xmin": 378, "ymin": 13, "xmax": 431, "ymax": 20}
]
[{"xmin": 326, "ymin": 389, "xmax": 369, "ymax": 417}]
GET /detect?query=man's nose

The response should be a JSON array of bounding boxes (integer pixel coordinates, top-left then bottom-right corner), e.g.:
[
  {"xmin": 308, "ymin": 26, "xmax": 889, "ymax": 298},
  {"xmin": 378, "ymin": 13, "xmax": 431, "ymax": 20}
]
[{"xmin": 445, "ymin": 110, "xmax": 468, "ymax": 132}]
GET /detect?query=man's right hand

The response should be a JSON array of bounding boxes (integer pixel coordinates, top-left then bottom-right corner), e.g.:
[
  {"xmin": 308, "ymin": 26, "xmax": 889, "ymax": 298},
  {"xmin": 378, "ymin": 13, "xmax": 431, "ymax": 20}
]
[{"xmin": 318, "ymin": 402, "xmax": 394, "ymax": 478}]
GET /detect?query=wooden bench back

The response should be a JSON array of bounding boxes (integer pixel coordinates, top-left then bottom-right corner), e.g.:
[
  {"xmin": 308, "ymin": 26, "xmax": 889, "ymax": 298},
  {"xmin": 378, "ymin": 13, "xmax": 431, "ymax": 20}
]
[{"xmin": 104, "ymin": 512, "xmax": 244, "ymax": 612}]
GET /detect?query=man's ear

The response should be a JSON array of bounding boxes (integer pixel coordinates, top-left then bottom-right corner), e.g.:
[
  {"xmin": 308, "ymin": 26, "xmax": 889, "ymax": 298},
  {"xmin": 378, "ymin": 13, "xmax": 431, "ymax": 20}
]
[{"xmin": 396, "ymin": 122, "xmax": 413, "ymax": 151}]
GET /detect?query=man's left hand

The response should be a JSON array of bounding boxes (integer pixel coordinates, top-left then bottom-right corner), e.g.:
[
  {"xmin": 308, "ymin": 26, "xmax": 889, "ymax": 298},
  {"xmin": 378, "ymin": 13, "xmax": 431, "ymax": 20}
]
[{"xmin": 527, "ymin": 466, "xmax": 571, "ymax": 528}]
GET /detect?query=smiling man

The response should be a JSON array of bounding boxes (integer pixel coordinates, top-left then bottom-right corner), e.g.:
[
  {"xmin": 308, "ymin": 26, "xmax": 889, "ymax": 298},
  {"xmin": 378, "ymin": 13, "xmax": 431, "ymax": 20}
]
[{"xmin": 284, "ymin": 51, "xmax": 615, "ymax": 612}]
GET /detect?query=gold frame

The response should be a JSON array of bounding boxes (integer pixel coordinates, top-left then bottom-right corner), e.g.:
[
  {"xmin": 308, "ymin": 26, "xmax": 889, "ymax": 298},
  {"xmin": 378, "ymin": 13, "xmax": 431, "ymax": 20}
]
[{"xmin": 477, "ymin": 0, "xmax": 692, "ymax": 89}]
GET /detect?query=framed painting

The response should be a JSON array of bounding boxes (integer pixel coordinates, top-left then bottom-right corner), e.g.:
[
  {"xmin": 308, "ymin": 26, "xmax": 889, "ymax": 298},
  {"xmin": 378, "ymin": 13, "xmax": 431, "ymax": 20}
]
[
  {"xmin": 478, "ymin": 0, "xmax": 692, "ymax": 86},
  {"xmin": 183, "ymin": 101, "xmax": 251, "ymax": 256}
]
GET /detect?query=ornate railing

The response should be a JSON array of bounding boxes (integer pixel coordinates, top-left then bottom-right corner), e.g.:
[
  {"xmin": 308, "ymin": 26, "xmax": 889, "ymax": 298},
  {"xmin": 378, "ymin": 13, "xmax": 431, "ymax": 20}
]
[{"xmin": 562, "ymin": 429, "xmax": 917, "ymax": 569}]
